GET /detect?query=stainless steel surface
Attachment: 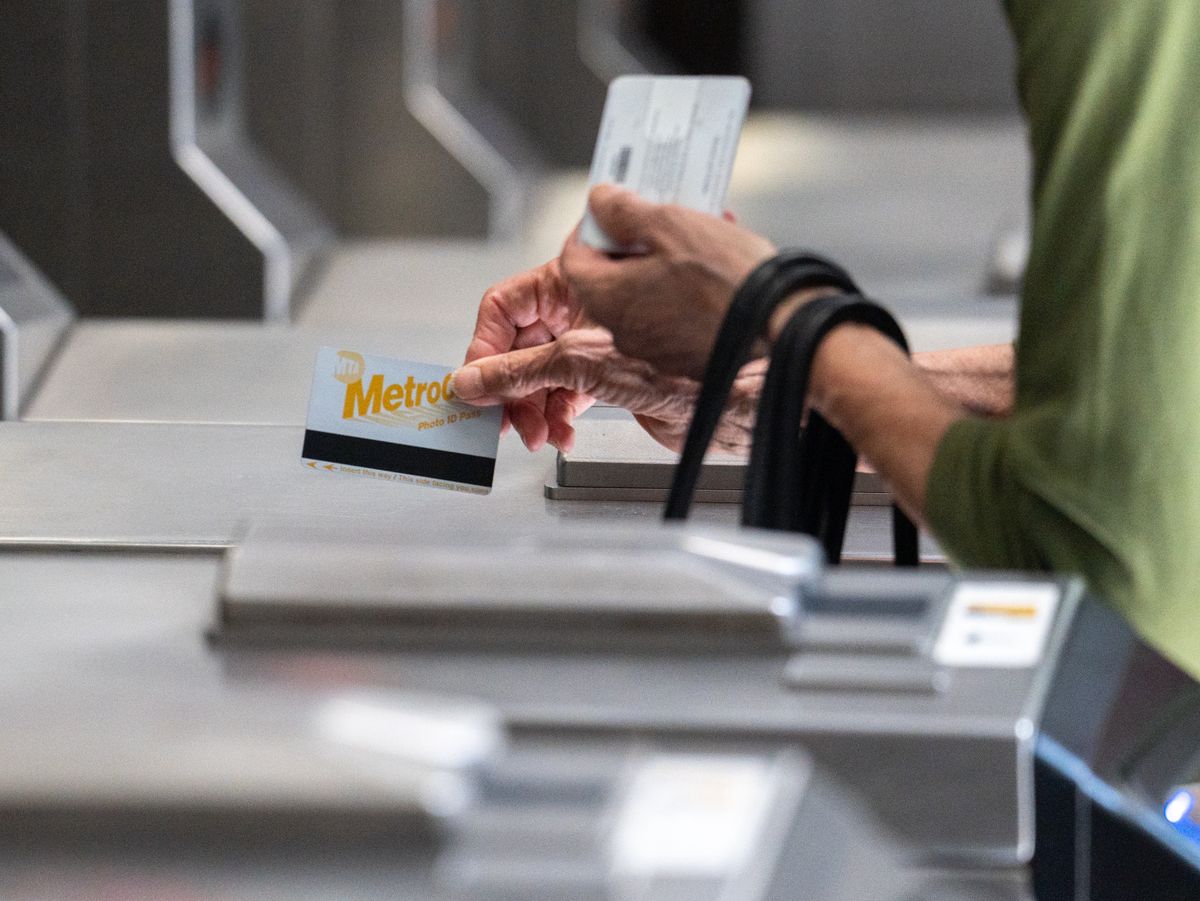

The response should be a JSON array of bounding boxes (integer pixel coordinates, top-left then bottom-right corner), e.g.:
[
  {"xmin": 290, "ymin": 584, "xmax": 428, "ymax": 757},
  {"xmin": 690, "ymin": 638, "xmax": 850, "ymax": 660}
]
[
  {"xmin": 214, "ymin": 567, "xmax": 1077, "ymax": 864},
  {"xmin": 0, "ymin": 232, "xmax": 74, "ymax": 420},
  {"xmin": 0, "ymin": 548, "xmax": 1036, "ymax": 899},
  {"xmin": 25, "ymin": 321, "xmax": 474, "ymax": 425},
  {"xmin": 0, "ymin": 421, "xmax": 556, "ymax": 550},
  {"xmin": 218, "ymin": 521, "xmax": 819, "ymax": 651},
  {"xmin": 545, "ymin": 482, "xmax": 746, "ymax": 503},
  {"xmin": 555, "ymin": 415, "xmax": 888, "ymax": 494},
  {"xmin": 173, "ymin": 0, "xmax": 332, "ymax": 320},
  {"xmin": 299, "ymin": 240, "xmax": 544, "ymax": 326},
  {"xmin": 0, "ymin": 419, "xmax": 933, "ymax": 559},
  {"xmin": 552, "ymin": 417, "xmax": 944, "ymax": 560},
  {"xmin": 0, "ymin": 551, "xmax": 491, "ymax": 812},
  {"xmin": 0, "ymin": 546, "xmax": 1072, "ymax": 868}
]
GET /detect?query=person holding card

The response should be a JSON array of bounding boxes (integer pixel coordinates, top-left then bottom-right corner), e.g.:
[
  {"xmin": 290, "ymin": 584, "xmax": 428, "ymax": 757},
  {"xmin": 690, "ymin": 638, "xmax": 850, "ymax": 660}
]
[{"xmin": 452, "ymin": 3, "xmax": 1200, "ymax": 679}]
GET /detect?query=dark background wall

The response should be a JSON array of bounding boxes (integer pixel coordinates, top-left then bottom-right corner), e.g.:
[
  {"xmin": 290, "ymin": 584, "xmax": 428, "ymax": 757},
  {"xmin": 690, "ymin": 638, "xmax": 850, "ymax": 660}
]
[{"xmin": 635, "ymin": 0, "xmax": 1018, "ymax": 113}]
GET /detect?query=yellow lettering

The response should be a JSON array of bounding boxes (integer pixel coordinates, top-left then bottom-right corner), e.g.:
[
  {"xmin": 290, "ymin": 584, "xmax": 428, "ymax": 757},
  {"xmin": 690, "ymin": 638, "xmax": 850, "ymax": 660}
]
[
  {"xmin": 383, "ymin": 383, "xmax": 404, "ymax": 412},
  {"xmin": 342, "ymin": 371, "xmax": 455, "ymax": 419},
  {"xmin": 342, "ymin": 373, "xmax": 383, "ymax": 418}
]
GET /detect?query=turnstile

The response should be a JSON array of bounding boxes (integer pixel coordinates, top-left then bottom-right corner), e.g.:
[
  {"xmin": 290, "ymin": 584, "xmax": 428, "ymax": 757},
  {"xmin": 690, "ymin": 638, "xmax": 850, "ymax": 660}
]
[
  {"xmin": 0, "ymin": 546, "xmax": 1026, "ymax": 900},
  {"xmin": 0, "ymin": 0, "xmax": 328, "ymax": 319},
  {"xmin": 468, "ymin": 0, "xmax": 662, "ymax": 166},
  {"xmin": 0, "ymin": 417, "xmax": 922, "ymax": 564},
  {"xmin": 1034, "ymin": 601, "xmax": 1200, "ymax": 900},
  {"xmin": 241, "ymin": 0, "xmax": 537, "ymax": 239},
  {"xmin": 0, "ymin": 233, "xmax": 73, "ymax": 421},
  {"xmin": 207, "ymin": 518, "xmax": 1076, "ymax": 871}
]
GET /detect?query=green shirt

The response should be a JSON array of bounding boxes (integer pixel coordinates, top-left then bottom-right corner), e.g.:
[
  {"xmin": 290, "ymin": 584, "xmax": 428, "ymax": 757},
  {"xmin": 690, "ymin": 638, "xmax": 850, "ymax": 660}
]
[{"xmin": 927, "ymin": 1, "xmax": 1200, "ymax": 676}]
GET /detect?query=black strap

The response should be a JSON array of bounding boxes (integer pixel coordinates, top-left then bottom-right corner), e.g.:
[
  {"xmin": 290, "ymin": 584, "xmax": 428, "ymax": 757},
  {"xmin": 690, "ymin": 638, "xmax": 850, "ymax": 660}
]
[
  {"xmin": 743, "ymin": 295, "xmax": 918, "ymax": 567},
  {"xmin": 664, "ymin": 251, "xmax": 855, "ymax": 520},
  {"xmin": 664, "ymin": 252, "xmax": 919, "ymax": 568}
]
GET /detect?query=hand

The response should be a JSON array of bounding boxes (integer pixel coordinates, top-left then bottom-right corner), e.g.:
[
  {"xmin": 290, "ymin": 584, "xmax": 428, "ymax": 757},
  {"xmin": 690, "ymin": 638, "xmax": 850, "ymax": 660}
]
[
  {"xmin": 460, "ymin": 256, "xmax": 595, "ymax": 448},
  {"xmin": 561, "ymin": 184, "xmax": 777, "ymax": 380},
  {"xmin": 452, "ymin": 327, "xmax": 764, "ymax": 454}
]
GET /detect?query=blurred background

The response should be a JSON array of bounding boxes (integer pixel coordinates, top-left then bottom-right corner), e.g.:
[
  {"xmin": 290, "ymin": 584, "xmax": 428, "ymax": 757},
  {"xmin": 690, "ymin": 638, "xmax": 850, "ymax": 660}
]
[{"xmin": 0, "ymin": 0, "xmax": 1027, "ymax": 333}]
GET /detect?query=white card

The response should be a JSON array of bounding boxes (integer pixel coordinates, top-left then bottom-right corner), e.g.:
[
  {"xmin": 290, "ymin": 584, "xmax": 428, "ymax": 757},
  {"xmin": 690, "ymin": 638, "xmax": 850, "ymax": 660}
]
[
  {"xmin": 302, "ymin": 347, "xmax": 501, "ymax": 494},
  {"xmin": 932, "ymin": 582, "xmax": 1061, "ymax": 668},
  {"xmin": 609, "ymin": 755, "xmax": 775, "ymax": 878},
  {"xmin": 581, "ymin": 75, "xmax": 752, "ymax": 252}
]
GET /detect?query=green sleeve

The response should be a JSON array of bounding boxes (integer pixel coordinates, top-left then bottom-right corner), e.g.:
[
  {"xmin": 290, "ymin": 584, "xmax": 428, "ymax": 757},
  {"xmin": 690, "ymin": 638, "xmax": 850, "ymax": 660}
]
[{"xmin": 925, "ymin": 418, "xmax": 1040, "ymax": 571}]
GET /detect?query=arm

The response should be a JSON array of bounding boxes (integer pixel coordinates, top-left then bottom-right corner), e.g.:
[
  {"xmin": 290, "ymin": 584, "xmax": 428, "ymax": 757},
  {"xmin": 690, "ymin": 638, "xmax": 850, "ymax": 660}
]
[
  {"xmin": 804, "ymin": 325, "xmax": 966, "ymax": 527},
  {"xmin": 913, "ymin": 344, "xmax": 1014, "ymax": 418},
  {"xmin": 762, "ymin": 300, "xmax": 991, "ymax": 526}
]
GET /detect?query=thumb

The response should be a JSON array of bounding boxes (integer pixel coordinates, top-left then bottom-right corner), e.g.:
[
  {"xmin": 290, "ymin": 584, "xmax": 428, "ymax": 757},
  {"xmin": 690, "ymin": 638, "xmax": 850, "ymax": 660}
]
[
  {"xmin": 587, "ymin": 184, "xmax": 659, "ymax": 250},
  {"xmin": 451, "ymin": 342, "xmax": 572, "ymax": 403}
]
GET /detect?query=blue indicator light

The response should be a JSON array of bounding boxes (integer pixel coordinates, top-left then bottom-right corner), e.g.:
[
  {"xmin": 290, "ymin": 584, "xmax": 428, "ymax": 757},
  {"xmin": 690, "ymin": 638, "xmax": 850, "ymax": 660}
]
[
  {"xmin": 1164, "ymin": 787, "xmax": 1200, "ymax": 846},
  {"xmin": 1165, "ymin": 790, "xmax": 1193, "ymax": 825}
]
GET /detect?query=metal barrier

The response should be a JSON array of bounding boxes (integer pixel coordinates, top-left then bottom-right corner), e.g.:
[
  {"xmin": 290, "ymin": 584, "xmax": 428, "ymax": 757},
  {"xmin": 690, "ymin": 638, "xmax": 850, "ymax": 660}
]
[
  {"xmin": 1036, "ymin": 601, "xmax": 1200, "ymax": 900},
  {"xmin": 0, "ymin": 0, "xmax": 328, "ymax": 319},
  {"xmin": 241, "ymin": 0, "xmax": 534, "ymax": 239},
  {"xmin": 469, "ymin": 0, "xmax": 661, "ymax": 166},
  {"xmin": 0, "ymin": 233, "xmax": 73, "ymax": 421},
  {"xmin": 171, "ymin": 0, "xmax": 332, "ymax": 320}
]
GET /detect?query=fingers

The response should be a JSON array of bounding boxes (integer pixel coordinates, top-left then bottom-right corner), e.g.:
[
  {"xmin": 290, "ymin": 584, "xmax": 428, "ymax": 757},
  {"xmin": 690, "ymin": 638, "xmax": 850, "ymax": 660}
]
[
  {"xmin": 453, "ymin": 341, "xmax": 573, "ymax": 404},
  {"xmin": 544, "ymin": 388, "xmax": 595, "ymax": 453},
  {"xmin": 560, "ymin": 235, "xmax": 660, "ymax": 329},
  {"xmin": 508, "ymin": 396, "xmax": 550, "ymax": 452},
  {"xmin": 464, "ymin": 259, "xmax": 570, "ymax": 363},
  {"xmin": 453, "ymin": 335, "xmax": 602, "ymax": 452},
  {"xmin": 513, "ymin": 320, "xmax": 555, "ymax": 350},
  {"xmin": 586, "ymin": 184, "xmax": 662, "ymax": 250}
]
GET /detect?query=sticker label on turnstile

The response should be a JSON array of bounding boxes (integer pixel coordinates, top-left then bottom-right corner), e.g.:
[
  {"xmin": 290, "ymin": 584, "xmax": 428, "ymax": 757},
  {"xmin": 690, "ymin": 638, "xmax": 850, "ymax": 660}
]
[
  {"xmin": 609, "ymin": 755, "xmax": 775, "ymax": 878},
  {"xmin": 581, "ymin": 75, "xmax": 751, "ymax": 252},
  {"xmin": 302, "ymin": 347, "xmax": 501, "ymax": 494},
  {"xmin": 933, "ymin": 582, "xmax": 1060, "ymax": 668}
]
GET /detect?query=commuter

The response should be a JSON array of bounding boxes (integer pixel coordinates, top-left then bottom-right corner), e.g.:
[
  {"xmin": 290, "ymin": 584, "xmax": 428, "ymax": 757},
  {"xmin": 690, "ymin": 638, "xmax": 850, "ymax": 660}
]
[{"xmin": 450, "ymin": 3, "xmax": 1200, "ymax": 678}]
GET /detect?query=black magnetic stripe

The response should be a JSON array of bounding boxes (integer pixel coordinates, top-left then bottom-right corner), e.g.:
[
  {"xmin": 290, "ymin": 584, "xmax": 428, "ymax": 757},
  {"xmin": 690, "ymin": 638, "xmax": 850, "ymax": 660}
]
[{"xmin": 302, "ymin": 430, "xmax": 495, "ymax": 488}]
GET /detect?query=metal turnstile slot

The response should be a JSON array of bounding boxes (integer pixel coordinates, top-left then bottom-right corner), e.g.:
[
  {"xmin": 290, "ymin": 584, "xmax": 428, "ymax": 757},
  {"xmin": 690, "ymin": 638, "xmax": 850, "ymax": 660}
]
[
  {"xmin": 216, "ymin": 521, "xmax": 820, "ymax": 652},
  {"xmin": 784, "ymin": 654, "xmax": 952, "ymax": 695},
  {"xmin": 546, "ymin": 416, "xmax": 892, "ymax": 505}
]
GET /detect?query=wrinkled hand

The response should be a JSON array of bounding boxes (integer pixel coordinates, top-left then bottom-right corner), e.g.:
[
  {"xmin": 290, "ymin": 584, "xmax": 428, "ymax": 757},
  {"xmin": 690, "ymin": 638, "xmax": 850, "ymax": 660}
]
[
  {"xmin": 561, "ymin": 184, "xmax": 777, "ymax": 380},
  {"xmin": 453, "ymin": 327, "xmax": 764, "ymax": 454},
  {"xmin": 459, "ymin": 256, "xmax": 595, "ymax": 448}
]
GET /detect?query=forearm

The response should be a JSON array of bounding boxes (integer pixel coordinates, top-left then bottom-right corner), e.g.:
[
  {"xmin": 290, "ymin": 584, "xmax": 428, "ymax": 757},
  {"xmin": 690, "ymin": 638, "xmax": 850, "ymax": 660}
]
[
  {"xmin": 913, "ymin": 344, "xmax": 1014, "ymax": 418},
  {"xmin": 807, "ymin": 325, "xmax": 966, "ymax": 526}
]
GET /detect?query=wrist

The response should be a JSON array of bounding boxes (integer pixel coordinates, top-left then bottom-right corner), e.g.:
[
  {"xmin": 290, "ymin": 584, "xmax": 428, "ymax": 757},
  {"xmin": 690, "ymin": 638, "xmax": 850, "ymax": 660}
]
[
  {"xmin": 809, "ymin": 323, "xmax": 904, "ymax": 422},
  {"xmin": 765, "ymin": 286, "xmax": 846, "ymax": 345}
]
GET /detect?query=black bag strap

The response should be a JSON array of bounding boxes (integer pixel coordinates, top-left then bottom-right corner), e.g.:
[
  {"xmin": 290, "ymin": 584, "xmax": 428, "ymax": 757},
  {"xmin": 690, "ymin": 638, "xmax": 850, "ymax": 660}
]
[
  {"xmin": 663, "ymin": 251, "xmax": 856, "ymax": 521},
  {"xmin": 664, "ymin": 252, "xmax": 919, "ymax": 567},
  {"xmin": 743, "ymin": 295, "xmax": 918, "ymax": 567}
]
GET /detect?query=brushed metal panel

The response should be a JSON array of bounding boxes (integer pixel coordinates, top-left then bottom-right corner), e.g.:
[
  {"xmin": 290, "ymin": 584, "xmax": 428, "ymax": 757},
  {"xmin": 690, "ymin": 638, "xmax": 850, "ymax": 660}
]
[
  {"xmin": 0, "ymin": 422, "xmax": 557, "ymax": 549},
  {"xmin": 299, "ymin": 240, "xmax": 543, "ymax": 326},
  {"xmin": 25, "ymin": 321, "xmax": 472, "ymax": 425}
]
